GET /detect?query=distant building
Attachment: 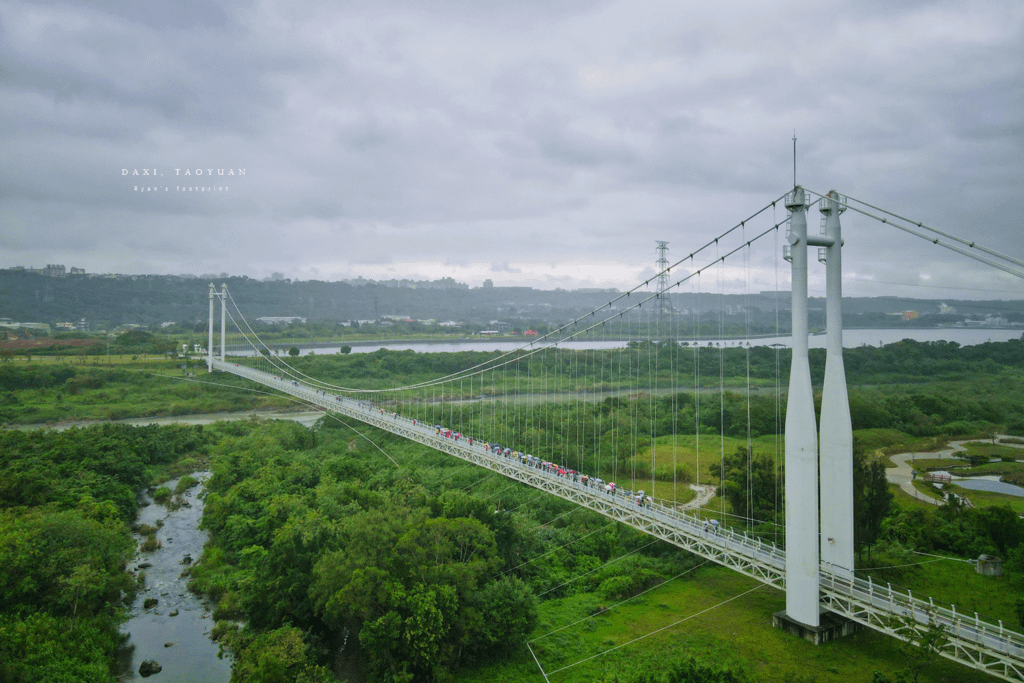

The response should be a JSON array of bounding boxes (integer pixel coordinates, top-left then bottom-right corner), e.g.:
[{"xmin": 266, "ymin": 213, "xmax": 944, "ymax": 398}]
[
  {"xmin": 939, "ymin": 303, "xmax": 956, "ymax": 315},
  {"xmin": 0, "ymin": 319, "xmax": 51, "ymax": 333},
  {"xmin": 256, "ymin": 316, "xmax": 306, "ymax": 324},
  {"xmin": 901, "ymin": 310, "xmax": 919, "ymax": 321}
]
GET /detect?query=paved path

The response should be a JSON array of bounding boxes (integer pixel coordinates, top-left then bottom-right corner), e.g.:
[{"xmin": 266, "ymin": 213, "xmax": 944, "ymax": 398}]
[{"xmin": 886, "ymin": 434, "xmax": 1024, "ymax": 506}]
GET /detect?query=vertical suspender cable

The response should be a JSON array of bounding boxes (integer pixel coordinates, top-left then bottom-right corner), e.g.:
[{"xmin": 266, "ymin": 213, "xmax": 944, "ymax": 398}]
[
  {"xmin": 719, "ymin": 243, "xmax": 726, "ymax": 521},
  {"xmin": 694, "ymin": 266, "xmax": 700, "ymax": 492},
  {"xmin": 774, "ymin": 207, "xmax": 782, "ymax": 544},
  {"xmin": 744, "ymin": 227, "xmax": 752, "ymax": 531}
]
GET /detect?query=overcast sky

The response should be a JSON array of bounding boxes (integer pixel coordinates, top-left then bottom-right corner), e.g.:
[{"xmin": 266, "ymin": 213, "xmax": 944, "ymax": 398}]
[{"xmin": 2, "ymin": 0, "xmax": 1022, "ymax": 301}]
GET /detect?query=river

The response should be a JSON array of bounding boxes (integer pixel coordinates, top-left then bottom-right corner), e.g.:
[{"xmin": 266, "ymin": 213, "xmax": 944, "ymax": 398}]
[
  {"xmin": 117, "ymin": 472, "xmax": 232, "ymax": 682},
  {"xmin": 262, "ymin": 327, "xmax": 1022, "ymax": 357}
]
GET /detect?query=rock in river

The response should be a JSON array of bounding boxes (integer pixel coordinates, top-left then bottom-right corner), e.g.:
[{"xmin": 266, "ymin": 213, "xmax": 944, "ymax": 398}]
[{"xmin": 139, "ymin": 659, "xmax": 162, "ymax": 677}]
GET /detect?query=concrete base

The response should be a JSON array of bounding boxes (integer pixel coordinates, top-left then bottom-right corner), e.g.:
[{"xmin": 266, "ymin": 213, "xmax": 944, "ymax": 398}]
[{"xmin": 773, "ymin": 609, "xmax": 865, "ymax": 645}]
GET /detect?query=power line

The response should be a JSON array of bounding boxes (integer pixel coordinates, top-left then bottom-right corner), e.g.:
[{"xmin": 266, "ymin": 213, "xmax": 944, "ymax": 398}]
[{"xmin": 530, "ymin": 560, "xmax": 710, "ymax": 643}]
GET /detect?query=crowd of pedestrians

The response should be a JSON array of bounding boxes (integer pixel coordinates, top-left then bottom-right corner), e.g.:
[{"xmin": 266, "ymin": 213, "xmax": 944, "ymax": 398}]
[{"xmin": 271, "ymin": 372, "xmax": 658, "ymax": 510}]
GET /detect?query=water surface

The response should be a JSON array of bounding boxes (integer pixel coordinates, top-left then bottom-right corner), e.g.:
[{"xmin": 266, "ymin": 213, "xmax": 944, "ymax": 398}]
[
  {"xmin": 262, "ymin": 327, "xmax": 1022, "ymax": 356},
  {"xmin": 118, "ymin": 472, "xmax": 231, "ymax": 682}
]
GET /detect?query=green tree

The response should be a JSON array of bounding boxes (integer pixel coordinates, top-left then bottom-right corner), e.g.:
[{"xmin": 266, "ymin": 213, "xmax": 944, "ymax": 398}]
[
  {"xmin": 715, "ymin": 446, "xmax": 780, "ymax": 525},
  {"xmin": 289, "ymin": 346, "xmax": 300, "ymax": 357},
  {"xmin": 853, "ymin": 444, "xmax": 894, "ymax": 563},
  {"xmin": 883, "ymin": 609, "xmax": 950, "ymax": 683},
  {"xmin": 974, "ymin": 505, "xmax": 1024, "ymax": 556},
  {"xmin": 227, "ymin": 626, "xmax": 335, "ymax": 683}
]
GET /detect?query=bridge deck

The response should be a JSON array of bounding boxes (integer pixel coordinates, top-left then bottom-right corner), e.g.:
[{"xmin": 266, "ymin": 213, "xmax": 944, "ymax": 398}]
[{"xmin": 214, "ymin": 359, "xmax": 1024, "ymax": 682}]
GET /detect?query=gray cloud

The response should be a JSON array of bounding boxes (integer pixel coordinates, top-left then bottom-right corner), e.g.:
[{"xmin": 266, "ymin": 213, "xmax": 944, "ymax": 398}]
[{"xmin": 1, "ymin": 0, "xmax": 1021, "ymax": 302}]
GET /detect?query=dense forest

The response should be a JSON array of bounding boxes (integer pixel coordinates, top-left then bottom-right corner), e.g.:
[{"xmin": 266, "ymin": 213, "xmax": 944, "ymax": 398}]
[{"xmin": 0, "ymin": 424, "xmax": 209, "ymax": 682}]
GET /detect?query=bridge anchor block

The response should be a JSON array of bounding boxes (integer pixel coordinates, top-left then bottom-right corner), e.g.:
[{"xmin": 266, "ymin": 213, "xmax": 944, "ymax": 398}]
[{"xmin": 773, "ymin": 609, "xmax": 865, "ymax": 645}]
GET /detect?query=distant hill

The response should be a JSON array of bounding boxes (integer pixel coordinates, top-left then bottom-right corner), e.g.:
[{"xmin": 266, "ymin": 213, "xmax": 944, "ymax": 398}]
[{"xmin": 0, "ymin": 270, "xmax": 1020, "ymax": 331}]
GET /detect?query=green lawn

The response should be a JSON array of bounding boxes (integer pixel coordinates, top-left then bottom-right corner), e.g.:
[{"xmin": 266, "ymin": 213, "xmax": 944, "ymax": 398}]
[
  {"xmin": 962, "ymin": 442, "xmax": 1024, "ymax": 460},
  {"xmin": 647, "ymin": 434, "xmax": 783, "ymax": 488},
  {"xmin": 862, "ymin": 556, "xmax": 1019, "ymax": 627},
  {"xmin": 853, "ymin": 429, "xmax": 951, "ymax": 459},
  {"xmin": 456, "ymin": 565, "xmax": 994, "ymax": 683},
  {"xmin": 908, "ymin": 458, "xmax": 965, "ymax": 471}
]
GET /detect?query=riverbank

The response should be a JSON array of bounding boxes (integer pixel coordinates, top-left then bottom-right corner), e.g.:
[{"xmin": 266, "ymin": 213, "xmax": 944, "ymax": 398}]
[{"xmin": 7, "ymin": 407, "xmax": 326, "ymax": 432}]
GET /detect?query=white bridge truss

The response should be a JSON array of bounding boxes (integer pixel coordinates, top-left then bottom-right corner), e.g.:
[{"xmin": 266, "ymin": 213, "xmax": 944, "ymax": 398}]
[{"xmin": 214, "ymin": 360, "xmax": 1024, "ymax": 682}]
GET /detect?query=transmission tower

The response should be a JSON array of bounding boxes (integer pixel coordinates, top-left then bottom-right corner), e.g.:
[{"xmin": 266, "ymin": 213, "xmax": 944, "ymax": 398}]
[{"xmin": 655, "ymin": 241, "xmax": 670, "ymax": 327}]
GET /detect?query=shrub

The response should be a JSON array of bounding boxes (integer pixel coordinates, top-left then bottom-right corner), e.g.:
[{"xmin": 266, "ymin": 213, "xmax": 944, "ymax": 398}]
[{"xmin": 174, "ymin": 475, "xmax": 199, "ymax": 494}]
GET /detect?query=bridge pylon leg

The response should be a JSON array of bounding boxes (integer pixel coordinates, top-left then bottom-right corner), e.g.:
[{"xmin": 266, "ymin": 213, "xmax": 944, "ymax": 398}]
[
  {"xmin": 819, "ymin": 191, "xmax": 854, "ymax": 579},
  {"xmin": 782, "ymin": 187, "xmax": 820, "ymax": 629},
  {"xmin": 220, "ymin": 284, "xmax": 227, "ymax": 362},
  {"xmin": 207, "ymin": 283, "xmax": 214, "ymax": 372}
]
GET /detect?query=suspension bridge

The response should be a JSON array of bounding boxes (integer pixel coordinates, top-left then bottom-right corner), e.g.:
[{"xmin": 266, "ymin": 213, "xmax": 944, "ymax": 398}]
[{"xmin": 202, "ymin": 187, "xmax": 1024, "ymax": 681}]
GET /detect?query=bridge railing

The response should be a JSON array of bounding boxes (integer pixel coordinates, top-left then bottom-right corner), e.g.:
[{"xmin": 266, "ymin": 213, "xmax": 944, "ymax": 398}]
[{"xmin": 822, "ymin": 566, "xmax": 1024, "ymax": 660}]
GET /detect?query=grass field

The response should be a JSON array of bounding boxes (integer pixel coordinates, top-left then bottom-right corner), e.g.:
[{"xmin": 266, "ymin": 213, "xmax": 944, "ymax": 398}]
[
  {"xmin": 909, "ymin": 458, "xmax": 1024, "ymax": 476},
  {"xmin": 0, "ymin": 359, "xmax": 294, "ymax": 425},
  {"xmin": 861, "ymin": 555, "xmax": 1019, "ymax": 626},
  {"xmin": 854, "ymin": 429, "xmax": 954, "ymax": 462},
  {"xmin": 455, "ymin": 564, "xmax": 994, "ymax": 683},
  {"xmin": 890, "ymin": 482, "xmax": 943, "ymax": 510},
  {"xmin": 646, "ymin": 434, "xmax": 784, "ymax": 487},
  {"xmin": 962, "ymin": 442, "xmax": 1024, "ymax": 460},
  {"xmin": 943, "ymin": 482, "xmax": 1024, "ymax": 515}
]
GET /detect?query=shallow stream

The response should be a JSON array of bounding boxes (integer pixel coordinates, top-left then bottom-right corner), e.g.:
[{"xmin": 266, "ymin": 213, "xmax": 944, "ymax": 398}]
[{"xmin": 117, "ymin": 472, "xmax": 232, "ymax": 682}]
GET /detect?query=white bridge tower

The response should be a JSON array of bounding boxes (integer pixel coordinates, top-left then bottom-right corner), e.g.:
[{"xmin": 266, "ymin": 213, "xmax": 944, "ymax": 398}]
[
  {"xmin": 207, "ymin": 283, "xmax": 227, "ymax": 372},
  {"xmin": 780, "ymin": 188, "xmax": 854, "ymax": 634}
]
